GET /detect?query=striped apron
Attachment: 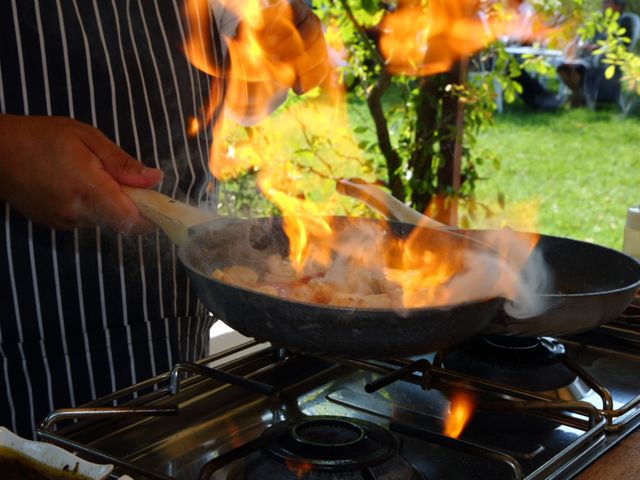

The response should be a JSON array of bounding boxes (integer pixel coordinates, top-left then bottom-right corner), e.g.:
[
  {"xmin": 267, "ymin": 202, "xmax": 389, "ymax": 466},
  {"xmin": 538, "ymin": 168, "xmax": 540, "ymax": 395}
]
[{"xmin": 0, "ymin": 0, "xmax": 225, "ymax": 438}]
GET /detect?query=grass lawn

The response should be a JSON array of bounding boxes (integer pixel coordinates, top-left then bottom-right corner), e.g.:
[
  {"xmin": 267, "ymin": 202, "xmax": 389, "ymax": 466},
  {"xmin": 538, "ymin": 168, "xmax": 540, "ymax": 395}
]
[{"xmin": 471, "ymin": 106, "xmax": 640, "ymax": 250}]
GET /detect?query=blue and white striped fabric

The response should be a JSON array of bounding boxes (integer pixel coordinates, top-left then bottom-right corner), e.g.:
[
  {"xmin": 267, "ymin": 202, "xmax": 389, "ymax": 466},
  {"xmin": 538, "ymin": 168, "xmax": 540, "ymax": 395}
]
[{"xmin": 0, "ymin": 0, "xmax": 224, "ymax": 438}]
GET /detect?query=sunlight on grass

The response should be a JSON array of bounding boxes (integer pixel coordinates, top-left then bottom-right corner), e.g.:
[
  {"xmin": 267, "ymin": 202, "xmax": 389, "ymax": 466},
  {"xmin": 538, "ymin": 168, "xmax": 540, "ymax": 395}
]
[{"xmin": 472, "ymin": 108, "xmax": 640, "ymax": 249}]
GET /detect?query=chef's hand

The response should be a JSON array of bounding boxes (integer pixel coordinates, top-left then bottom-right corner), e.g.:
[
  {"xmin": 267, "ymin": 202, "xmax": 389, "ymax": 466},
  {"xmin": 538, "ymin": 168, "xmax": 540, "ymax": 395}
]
[
  {"xmin": 234, "ymin": 0, "xmax": 330, "ymax": 94},
  {"xmin": 0, "ymin": 114, "xmax": 163, "ymax": 234}
]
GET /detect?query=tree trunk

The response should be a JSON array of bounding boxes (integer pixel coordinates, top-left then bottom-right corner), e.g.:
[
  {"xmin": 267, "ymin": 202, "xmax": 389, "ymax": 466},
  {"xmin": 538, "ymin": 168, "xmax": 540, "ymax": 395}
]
[
  {"xmin": 435, "ymin": 59, "xmax": 467, "ymax": 225},
  {"xmin": 365, "ymin": 70, "xmax": 405, "ymax": 200},
  {"xmin": 409, "ymin": 75, "xmax": 441, "ymax": 213}
]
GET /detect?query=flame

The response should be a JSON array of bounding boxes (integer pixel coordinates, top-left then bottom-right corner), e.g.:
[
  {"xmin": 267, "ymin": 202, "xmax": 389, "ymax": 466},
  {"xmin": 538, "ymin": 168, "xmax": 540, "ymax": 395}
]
[
  {"xmin": 378, "ymin": 0, "xmax": 552, "ymax": 76},
  {"xmin": 260, "ymin": 174, "xmax": 335, "ymax": 271},
  {"xmin": 382, "ymin": 229, "xmax": 465, "ymax": 307},
  {"xmin": 183, "ymin": 0, "xmax": 330, "ymax": 128},
  {"xmin": 285, "ymin": 459, "xmax": 313, "ymax": 478},
  {"xmin": 180, "ymin": 1, "xmax": 548, "ymax": 311},
  {"xmin": 188, "ymin": 117, "xmax": 200, "ymax": 137},
  {"xmin": 223, "ymin": 420, "xmax": 244, "ymax": 449},
  {"xmin": 444, "ymin": 393, "xmax": 474, "ymax": 438}
]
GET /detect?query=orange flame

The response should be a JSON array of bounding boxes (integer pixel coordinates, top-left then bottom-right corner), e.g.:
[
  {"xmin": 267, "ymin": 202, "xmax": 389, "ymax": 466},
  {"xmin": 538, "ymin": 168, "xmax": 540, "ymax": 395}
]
[
  {"xmin": 285, "ymin": 459, "xmax": 313, "ymax": 478},
  {"xmin": 382, "ymin": 228, "xmax": 466, "ymax": 308},
  {"xmin": 182, "ymin": 0, "xmax": 335, "ymax": 175},
  {"xmin": 183, "ymin": 0, "xmax": 330, "ymax": 128},
  {"xmin": 181, "ymin": 1, "xmax": 547, "ymax": 311},
  {"xmin": 444, "ymin": 393, "xmax": 474, "ymax": 438},
  {"xmin": 223, "ymin": 420, "xmax": 244, "ymax": 449},
  {"xmin": 378, "ymin": 0, "xmax": 552, "ymax": 76},
  {"xmin": 260, "ymin": 174, "xmax": 335, "ymax": 271}
]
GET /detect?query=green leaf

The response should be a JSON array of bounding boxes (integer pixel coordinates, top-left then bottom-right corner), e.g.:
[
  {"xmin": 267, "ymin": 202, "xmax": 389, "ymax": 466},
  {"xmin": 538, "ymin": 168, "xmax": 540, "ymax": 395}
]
[
  {"xmin": 605, "ymin": 65, "xmax": 616, "ymax": 79},
  {"xmin": 361, "ymin": 0, "xmax": 378, "ymax": 14},
  {"xmin": 504, "ymin": 90, "xmax": 516, "ymax": 103}
]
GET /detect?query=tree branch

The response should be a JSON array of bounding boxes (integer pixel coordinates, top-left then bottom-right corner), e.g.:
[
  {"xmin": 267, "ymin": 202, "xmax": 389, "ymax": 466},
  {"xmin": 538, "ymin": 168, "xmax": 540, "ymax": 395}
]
[
  {"xmin": 339, "ymin": 0, "xmax": 404, "ymax": 200},
  {"xmin": 337, "ymin": 0, "xmax": 385, "ymax": 67},
  {"xmin": 366, "ymin": 71, "xmax": 404, "ymax": 200}
]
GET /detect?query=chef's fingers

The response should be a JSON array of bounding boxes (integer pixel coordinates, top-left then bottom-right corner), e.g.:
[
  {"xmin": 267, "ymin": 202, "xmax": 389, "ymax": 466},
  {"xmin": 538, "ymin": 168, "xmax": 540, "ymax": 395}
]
[
  {"xmin": 59, "ymin": 130, "xmax": 154, "ymax": 233},
  {"xmin": 72, "ymin": 126, "xmax": 160, "ymax": 234},
  {"xmin": 78, "ymin": 127, "xmax": 163, "ymax": 188},
  {"xmin": 0, "ymin": 115, "xmax": 156, "ymax": 234},
  {"xmin": 81, "ymin": 167, "xmax": 156, "ymax": 235}
]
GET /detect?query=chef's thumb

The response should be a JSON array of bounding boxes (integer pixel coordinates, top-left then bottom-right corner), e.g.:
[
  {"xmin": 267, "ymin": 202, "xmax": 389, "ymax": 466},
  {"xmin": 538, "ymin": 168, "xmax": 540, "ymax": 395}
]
[{"xmin": 97, "ymin": 141, "xmax": 163, "ymax": 188}]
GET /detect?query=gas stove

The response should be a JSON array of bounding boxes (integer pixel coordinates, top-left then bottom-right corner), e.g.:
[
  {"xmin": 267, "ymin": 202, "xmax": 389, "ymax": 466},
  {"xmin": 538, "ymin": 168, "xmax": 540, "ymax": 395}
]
[{"xmin": 38, "ymin": 296, "xmax": 640, "ymax": 480}]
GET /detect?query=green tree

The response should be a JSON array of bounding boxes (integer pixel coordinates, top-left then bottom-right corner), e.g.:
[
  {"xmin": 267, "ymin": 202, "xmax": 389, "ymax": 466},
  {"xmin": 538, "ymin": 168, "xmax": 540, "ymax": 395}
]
[
  {"xmin": 312, "ymin": 0, "xmax": 640, "ymax": 220},
  {"xmin": 312, "ymin": 0, "xmax": 505, "ymax": 224},
  {"xmin": 216, "ymin": 0, "xmax": 640, "ymax": 223}
]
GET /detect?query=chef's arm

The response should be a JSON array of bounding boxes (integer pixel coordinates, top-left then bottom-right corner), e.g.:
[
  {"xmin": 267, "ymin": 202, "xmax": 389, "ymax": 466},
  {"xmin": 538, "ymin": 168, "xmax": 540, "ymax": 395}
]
[{"xmin": 0, "ymin": 114, "xmax": 162, "ymax": 233}]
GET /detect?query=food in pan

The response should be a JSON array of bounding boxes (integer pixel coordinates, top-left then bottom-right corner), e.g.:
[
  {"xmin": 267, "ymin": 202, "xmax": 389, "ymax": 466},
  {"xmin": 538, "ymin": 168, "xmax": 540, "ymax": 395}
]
[
  {"xmin": 211, "ymin": 253, "xmax": 450, "ymax": 309},
  {"xmin": 203, "ymin": 218, "xmax": 510, "ymax": 310}
]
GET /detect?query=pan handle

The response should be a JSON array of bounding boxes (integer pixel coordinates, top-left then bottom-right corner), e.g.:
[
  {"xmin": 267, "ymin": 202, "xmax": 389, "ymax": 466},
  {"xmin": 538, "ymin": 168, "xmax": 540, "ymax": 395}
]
[
  {"xmin": 336, "ymin": 178, "xmax": 449, "ymax": 229},
  {"xmin": 123, "ymin": 187, "xmax": 219, "ymax": 245}
]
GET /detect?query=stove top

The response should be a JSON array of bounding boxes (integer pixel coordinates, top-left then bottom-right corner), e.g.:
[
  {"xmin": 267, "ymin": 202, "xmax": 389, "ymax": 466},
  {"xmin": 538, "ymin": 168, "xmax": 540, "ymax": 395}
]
[{"xmin": 38, "ymin": 297, "xmax": 640, "ymax": 480}]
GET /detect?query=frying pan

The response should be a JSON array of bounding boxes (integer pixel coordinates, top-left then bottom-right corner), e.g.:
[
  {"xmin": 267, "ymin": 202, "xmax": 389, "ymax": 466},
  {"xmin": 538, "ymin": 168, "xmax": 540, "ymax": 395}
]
[
  {"xmin": 337, "ymin": 179, "xmax": 640, "ymax": 337},
  {"xmin": 124, "ymin": 187, "xmax": 503, "ymax": 355}
]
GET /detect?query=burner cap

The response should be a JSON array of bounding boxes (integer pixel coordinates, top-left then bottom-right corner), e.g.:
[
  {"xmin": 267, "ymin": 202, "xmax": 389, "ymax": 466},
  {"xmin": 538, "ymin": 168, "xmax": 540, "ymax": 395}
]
[
  {"xmin": 230, "ymin": 416, "xmax": 425, "ymax": 480},
  {"xmin": 443, "ymin": 335, "xmax": 578, "ymax": 393},
  {"xmin": 267, "ymin": 416, "xmax": 395, "ymax": 470}
]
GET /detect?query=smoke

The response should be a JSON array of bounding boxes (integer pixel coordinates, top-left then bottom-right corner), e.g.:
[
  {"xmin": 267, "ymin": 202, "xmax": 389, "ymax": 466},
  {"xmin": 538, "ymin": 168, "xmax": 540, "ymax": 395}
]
[
  {"xmin": 183, "ymin": 218, "xmax": 551, "ymax": 317},
  {"xmin": 502, "ymin": 246, "xmax": 550, "ymax": 319},
  {"xmin": 467, "ymin": 229, "xmax": 551, "ymax": 319}
]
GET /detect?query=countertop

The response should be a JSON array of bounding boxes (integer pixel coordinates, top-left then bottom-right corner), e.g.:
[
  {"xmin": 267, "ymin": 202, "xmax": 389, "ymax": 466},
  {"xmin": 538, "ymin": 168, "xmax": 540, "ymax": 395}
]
[{"xmin": 576, "ymin": 429, "xmax": 640, "ymax": 479}]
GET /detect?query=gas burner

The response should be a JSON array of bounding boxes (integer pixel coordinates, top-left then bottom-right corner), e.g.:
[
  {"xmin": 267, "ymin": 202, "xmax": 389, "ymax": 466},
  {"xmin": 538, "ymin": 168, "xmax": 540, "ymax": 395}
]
[
  {"xmin": 228, "ymin": 416, "xmax": 425, "ymax": 479},
  {"xmin": 443, "ymin": 335, "xmax": 590, "ymax": 400}
]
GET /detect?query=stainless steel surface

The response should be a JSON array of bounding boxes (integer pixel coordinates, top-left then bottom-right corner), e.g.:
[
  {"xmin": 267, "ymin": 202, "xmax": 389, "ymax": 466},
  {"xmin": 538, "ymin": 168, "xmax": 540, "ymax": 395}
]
[{"xmin": 38, "ymin": 296, "xmax": 640, "ymax": 480}]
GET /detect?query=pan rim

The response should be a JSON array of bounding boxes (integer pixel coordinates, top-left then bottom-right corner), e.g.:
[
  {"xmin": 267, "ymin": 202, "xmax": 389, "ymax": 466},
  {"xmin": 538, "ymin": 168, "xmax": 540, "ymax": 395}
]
[
  {"xmin": 534, "ymin": 278, "xmax": 640, "ymax": 298},
  {"xmin": 179, "ymin": 219, "xmax": 640, "ymax": 309},
  {"xmin": 459, "ymin": 228, "xmax": 640, "ymax": 298}
]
